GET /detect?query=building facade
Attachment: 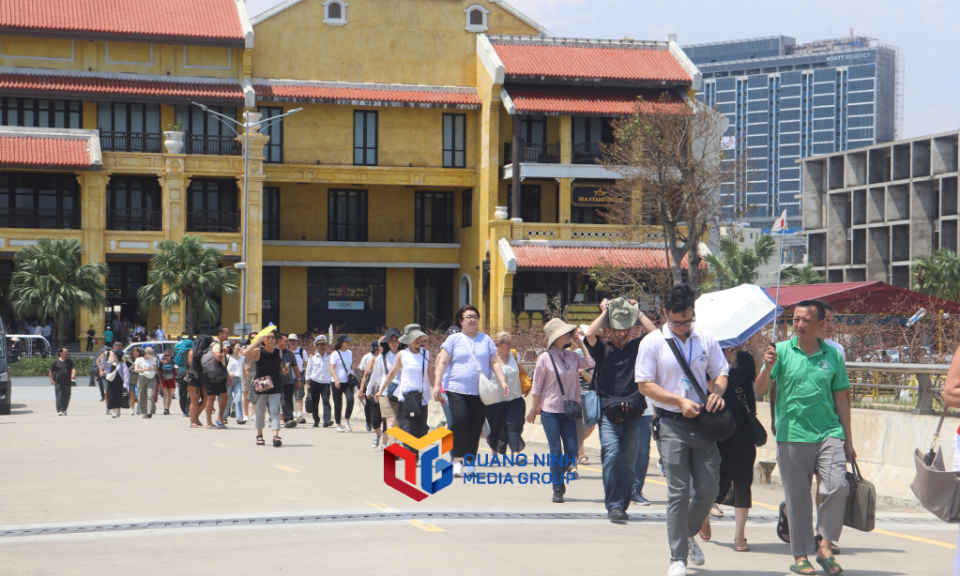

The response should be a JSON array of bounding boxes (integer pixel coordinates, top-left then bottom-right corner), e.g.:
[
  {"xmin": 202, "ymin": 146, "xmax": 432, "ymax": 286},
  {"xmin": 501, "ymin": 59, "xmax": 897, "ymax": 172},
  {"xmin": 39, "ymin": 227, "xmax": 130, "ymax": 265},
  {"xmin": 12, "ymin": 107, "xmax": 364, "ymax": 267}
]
[
  {"xmin": 684, "ymin": 35, "xmax": 901, "ymax": 232},
  {"xmin": 0, "ymin": 0, "xmax": 700, "ymax": 338},
  {"xmin": 800, "ymin": 129, "xmax": 959, "ymax": 287}
]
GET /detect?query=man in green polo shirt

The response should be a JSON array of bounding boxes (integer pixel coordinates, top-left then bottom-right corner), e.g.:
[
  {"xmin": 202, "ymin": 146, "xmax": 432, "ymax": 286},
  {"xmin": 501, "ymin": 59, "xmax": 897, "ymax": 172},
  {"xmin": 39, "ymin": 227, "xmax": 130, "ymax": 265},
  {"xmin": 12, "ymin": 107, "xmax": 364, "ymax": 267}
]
[{"xmin": 756, "ymin": 299, "xmax": 854, "ymax": 576}]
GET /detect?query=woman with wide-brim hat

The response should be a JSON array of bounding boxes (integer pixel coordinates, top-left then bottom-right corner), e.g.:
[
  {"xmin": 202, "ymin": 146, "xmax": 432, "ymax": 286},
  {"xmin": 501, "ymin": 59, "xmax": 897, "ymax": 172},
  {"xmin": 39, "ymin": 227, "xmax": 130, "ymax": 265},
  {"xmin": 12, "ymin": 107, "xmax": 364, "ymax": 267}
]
[
  {"xmin": 526, "ymin": 318, "xmax": 595, "ymax": 503},
  {"xmin": 373, "ymin": 327, "xmax": 403, "ymax": 451},
  {"xmin": 381, "ymin": 324, "xmax": 435, "ymax": 456}
]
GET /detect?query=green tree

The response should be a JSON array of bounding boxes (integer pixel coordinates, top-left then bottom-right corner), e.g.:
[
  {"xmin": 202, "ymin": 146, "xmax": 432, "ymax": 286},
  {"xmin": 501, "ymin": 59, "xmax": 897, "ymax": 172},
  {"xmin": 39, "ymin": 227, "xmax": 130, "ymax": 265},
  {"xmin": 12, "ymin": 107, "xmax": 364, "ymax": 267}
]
[
  {"xmin": 913, "ymin": 249, "xmax": 960, "ymax": 301},
  {"xmin": 8, "ymin": 237, "xmax": 108, "ymax": 349},
  {"xmin": 703, "ymin": 233, "xmax": 776, "ymax": 290},
  {"xmin": 781, "ymin": 263, "xmax": 826, "ymax": 286},
  {"xmin": 138, "ymin": 235, "xmax": 239, "ymax": 334}
]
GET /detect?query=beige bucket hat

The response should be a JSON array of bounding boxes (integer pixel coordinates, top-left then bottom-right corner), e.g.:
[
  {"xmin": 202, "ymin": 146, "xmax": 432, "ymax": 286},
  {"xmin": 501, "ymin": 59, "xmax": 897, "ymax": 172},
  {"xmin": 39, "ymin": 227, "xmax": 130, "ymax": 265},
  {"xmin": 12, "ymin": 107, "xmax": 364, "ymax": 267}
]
[{"xmin": 544, "ymin": 317, "xmax": 578, "ymax": 348}]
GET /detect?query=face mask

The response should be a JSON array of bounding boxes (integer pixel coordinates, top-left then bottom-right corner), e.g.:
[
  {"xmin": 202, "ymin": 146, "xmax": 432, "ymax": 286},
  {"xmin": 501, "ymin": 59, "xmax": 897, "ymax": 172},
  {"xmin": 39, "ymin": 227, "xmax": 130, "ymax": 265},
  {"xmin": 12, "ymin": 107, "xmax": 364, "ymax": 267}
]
[{"xmin": 562, "ymin": 342, "xmax": 571, "ymax": 350}]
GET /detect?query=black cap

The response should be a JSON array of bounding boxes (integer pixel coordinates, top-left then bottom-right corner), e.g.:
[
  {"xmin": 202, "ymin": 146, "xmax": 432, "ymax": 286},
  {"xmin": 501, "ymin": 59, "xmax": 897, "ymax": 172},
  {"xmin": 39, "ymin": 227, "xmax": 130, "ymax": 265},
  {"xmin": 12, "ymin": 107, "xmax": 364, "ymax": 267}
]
[
  {"xmin": 370, "ymin": 341, "xmax": 379, "ymax": 352},
  {"xmin": 336, "ymin": 334, "xmax": 353, "ymax": 343},
  {"xmin": 382, "ymin": 327, "xmax": 401, "ymax": 340}
]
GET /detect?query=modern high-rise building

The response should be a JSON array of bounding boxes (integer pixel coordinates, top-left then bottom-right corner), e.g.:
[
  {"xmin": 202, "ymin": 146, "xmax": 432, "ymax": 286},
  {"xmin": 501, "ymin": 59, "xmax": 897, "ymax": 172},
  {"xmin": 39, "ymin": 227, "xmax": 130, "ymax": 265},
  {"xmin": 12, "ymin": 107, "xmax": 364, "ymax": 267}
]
[{"xmin": 683, "ymin": 35, "xmax": 901, "ymax": 231}]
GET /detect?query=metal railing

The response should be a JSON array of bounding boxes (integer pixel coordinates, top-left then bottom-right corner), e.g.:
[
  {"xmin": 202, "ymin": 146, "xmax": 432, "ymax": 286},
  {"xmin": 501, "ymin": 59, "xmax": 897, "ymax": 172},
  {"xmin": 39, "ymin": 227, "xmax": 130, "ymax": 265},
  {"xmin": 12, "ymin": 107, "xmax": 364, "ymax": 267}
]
[
  {"xmin": 99, "ymin": 131, "xmax": 163, "ymax": 153},
  {"xmin": 186, "ymin": 210, "xmax": 241, "ymax": 233},
  {"xmin": 504, "ymin": 141, "xmax": 561, "ymax": 164},
  {"xmin": 573, "ymin": 141, "xmax": 603, "ymax": 164},
  {"xmin": 184, "ymin": 134, "xmax": 241, "ymax": 156},
  {"xmin": 845, "ymin": 361, "xmax": 948, "ymax": 415},
  {"xmin": 0, "ymin": 207, "xmax": 81, "ymax": 229},
  {"xmin": 107, "ymin": 208, "xmax": 162, "ymax": 231}
]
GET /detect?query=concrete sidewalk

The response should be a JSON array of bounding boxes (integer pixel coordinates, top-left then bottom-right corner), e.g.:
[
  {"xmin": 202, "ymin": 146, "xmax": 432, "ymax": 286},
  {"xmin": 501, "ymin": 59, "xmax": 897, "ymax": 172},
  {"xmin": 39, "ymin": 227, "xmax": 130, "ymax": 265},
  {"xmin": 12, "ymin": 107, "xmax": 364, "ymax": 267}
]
[{"xmin": 0, "ymin": 396, "xmax": 954, "ymax": 576}]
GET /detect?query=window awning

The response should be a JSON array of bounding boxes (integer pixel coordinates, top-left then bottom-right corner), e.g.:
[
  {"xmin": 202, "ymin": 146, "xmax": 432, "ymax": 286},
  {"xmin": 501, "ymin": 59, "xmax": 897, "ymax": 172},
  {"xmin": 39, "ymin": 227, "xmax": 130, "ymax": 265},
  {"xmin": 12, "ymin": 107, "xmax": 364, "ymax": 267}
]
[
  {"xmin": 512, "ymin": 244, "xmax": 699, "ymax": 271},
  {"xmin": 0, "ymin": 127, "xmax": 101, "ymax": 171},
  {"xmin": 501, "ymin": 85, "xmax": 688, "ymax": 116}
]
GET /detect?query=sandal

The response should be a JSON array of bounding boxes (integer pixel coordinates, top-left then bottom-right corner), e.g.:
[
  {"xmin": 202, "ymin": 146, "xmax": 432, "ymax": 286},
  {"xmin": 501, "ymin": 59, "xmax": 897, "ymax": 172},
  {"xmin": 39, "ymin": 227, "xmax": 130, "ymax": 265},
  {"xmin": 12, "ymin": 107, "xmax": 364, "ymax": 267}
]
[
  {"xmin": 816, "ymin": 555, "xmax": 843, "ymax": 575},
  {"xmin": 711, "ymin": 503, "xmax": 724, "ymax": 518},
  {"xmin": 815, "ymin": 535, "xmax": 841, "ymax": 555},
  {"xmin": 777, "ymin": 502, "xmax": 791, "ymax": 543},
  {"xmin": 734, "ymin": 537, "xmax": 749, "ymax": 552},
  {"xmin": 190, "ymin": 423, "xmax": 202, "ymax": 428},
  {"xmin": 273, "ymin": 436, "xmax": 282, "ymax": 447},
  {"xmin": 789, "ymin": 560, "xmax": 815, "ymax": 575},
  {"xmin": 216, "ymin": 420, "xmax": 227, "ymax": 429},
  {"xmin": 578, "ymin": 456, "xmax": 589, "ymax": 465},
  {"xmin": 206, "ymin": 425, "xmax": 218, "ymax": 429},
  {"xmin": 698, "ymin": 518, "xmax": 711, "ymax": 541},
  {"xmin": 256, "ymin": 435, "xmax": 265, "ymax": 446}
]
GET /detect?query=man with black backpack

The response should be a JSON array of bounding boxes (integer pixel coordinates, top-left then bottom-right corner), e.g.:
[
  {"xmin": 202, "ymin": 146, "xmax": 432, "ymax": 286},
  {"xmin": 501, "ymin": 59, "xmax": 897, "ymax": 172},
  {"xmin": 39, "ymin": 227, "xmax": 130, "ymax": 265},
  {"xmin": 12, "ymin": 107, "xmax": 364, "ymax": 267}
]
[
  {"xmin": 200, "ymin": 326, "xmax": 231, "ymax": 429},
  {"xmin": 585, "ymin": 297, "xmax": 658, "ymax": 524}
]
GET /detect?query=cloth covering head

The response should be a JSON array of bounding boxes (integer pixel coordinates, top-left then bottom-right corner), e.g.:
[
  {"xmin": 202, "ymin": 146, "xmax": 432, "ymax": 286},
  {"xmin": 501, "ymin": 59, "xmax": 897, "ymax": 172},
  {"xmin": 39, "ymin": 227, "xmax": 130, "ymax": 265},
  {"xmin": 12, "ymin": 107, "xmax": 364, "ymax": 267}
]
[{"xmin": 607, "ymin": 297, "xmax": 639, "ymax": 330}]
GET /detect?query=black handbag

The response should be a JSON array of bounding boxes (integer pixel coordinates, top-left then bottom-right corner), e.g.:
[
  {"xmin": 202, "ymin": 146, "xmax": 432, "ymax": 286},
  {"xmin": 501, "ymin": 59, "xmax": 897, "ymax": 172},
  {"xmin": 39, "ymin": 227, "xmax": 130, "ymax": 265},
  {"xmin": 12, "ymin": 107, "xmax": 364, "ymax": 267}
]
[
  {"xmin": 733, "ymin": 385, "xmax": 767, "ymax": 447},
  {"xmin": 547, "ymin": 350, "xmax": 581, "ymax": 421},
  {"xmin": 665, "ymin": 338, "xmax": 736, "ymax": 442},
  {"xmin": 337, "ymin": 351, "xmax": 360, "ymax": 389}
]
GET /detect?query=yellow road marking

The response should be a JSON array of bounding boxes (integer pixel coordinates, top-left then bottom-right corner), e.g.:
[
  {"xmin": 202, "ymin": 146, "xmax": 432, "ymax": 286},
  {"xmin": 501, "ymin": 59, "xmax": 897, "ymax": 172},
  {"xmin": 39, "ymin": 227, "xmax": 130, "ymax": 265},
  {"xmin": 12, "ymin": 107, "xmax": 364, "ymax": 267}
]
[
  {"xmin": 408, "ymin": 519, "xmax": 445, "ymax": 532},
  {"xmin": 367, "ymin": 502, "xmax": 400, "ymax": 512},
  {"xmin": 275, "ymin": 464, "xmax": 300, "ymax": 473},
  {"xmin": 874, "ymin": 528, "xmax": 956, "ymax": 549}
]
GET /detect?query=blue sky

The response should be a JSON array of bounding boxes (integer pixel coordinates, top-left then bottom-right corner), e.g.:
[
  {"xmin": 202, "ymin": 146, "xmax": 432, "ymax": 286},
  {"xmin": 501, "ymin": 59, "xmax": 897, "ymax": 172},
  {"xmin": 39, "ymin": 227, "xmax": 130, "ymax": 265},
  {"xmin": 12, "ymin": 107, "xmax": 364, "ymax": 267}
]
[{"xmin": 245, "ymin": 0, "xmax": 960, "ymax": 139}]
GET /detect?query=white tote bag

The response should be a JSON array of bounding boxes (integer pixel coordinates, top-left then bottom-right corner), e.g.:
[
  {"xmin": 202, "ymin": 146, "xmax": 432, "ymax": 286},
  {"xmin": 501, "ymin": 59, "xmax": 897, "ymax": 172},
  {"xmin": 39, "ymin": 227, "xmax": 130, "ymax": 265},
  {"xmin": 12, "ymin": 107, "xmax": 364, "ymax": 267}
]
[{"xmin": 463, "ymin": 334, "xmax": 503, "ymax": 405}]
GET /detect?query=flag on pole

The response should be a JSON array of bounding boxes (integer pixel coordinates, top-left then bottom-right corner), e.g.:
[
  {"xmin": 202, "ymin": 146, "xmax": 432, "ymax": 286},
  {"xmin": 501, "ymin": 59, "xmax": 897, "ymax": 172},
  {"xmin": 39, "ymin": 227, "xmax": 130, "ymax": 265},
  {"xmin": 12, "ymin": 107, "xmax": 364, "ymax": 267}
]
[{"xmin": 771, "ymin": 209, "xmax": 788, "ymax": 233}]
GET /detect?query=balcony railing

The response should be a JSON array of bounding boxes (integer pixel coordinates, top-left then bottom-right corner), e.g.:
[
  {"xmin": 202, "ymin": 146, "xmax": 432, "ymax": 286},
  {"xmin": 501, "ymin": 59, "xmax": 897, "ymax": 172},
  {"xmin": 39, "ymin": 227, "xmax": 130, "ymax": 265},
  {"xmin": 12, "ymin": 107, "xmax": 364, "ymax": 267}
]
[
  {"xmin": 107, "ymin": 208, "xmax": 162, "ymax": 231},
  {"xmin": 99, "ymin": 131, "xmax": 162, "ymax": 153},
  {"xmin": 504, "ymin": 141, "xmax": 560, "ymax": 164},
  {"xmin": 185, "ymin": 134, "xmax": 241, "ymax": 156},
  {"xmin": 573, "ymin": 141, "xmax": 605, "ymax": 165},
  {"xmin": 0, "ymin": 207, "xmax": 81, "ymax": 229},
  {"xmin": 187, "ymin": 210, "xmax": 241, "ymax": 233}
]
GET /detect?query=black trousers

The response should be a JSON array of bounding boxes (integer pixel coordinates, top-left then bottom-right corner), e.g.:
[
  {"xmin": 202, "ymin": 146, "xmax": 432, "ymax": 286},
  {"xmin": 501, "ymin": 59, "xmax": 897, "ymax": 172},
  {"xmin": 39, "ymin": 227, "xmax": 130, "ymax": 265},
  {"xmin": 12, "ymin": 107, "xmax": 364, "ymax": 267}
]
[
  {"xmin": 485, "ymin": 397, "xmax": 526, "ymax": 454},
  {"xmin": 366, "ymin": 396, "xmax": 383, "ymax": 430},
  {"xmin": 282, "ymin": 384, "xmax": 295, "ymax": 421},
  {"xmin": 55, "ymin": 382, "xmax": 71, "ymax": 412},
  {"xmin": 86, "ymin": 337, "xmax": 94, "ymax": 352},
  {"xmin": 331, "ymin": 383, "xmax": 355, "ymax": 424},
  {"xmin": 397, "ymin": 400, "xmax": 428, "ymax": 456},
  {"xmin": 447, "ymin": 391, "xmax": 486, "ymax": 459},
  {"xmin": 90, "ymin": 372, "xmax": 104, "ymax": 398},
  {"xmin": 307, "ymin": 381, "xmax": 332, "ymax": 424},
  {"xmin": 716, "ymin": 422, "xmax": 757, "ymax": 509},
  {"xmin": 177, "ymin": 379, "xmax": 190, "ymax": 415}
]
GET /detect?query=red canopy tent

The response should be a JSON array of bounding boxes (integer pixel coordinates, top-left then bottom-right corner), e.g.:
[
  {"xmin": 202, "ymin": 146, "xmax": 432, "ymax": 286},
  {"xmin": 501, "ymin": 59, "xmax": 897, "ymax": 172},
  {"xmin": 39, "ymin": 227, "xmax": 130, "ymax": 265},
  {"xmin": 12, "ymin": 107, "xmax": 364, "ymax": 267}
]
[{"xmin": 765, "ymin": 282, "xmax": 960, "ymax": 315}]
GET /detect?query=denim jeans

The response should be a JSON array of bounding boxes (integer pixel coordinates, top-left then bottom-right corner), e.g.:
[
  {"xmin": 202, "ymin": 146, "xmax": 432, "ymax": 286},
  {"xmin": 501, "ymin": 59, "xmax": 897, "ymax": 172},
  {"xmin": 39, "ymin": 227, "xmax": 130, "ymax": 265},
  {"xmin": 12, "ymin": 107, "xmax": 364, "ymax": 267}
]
[
  {"xmin": 599, "ymin": 413, "xmax": 642, "ymax": 511},
  {"xmin": 540, "ymin": 411, "xmax": 578, "ymax": 488},
  {"xmin": 485, "ymin": 397, "xmax": 525, "ymax": 454},
  {"xmin": 633, "ymin": 414, "xmax": 654, "ymax": 494},
  {"xmin": 227, "ymin": 377, "xmax": 242, "ymax": 419}
]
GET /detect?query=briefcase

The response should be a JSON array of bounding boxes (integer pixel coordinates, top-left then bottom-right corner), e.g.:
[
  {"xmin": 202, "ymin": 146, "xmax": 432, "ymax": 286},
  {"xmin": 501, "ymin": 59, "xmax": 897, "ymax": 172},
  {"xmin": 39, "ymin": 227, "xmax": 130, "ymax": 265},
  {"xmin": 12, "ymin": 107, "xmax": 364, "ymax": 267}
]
[{"xmin": 843, "ymin": 459, "xmax": 876, "ymax": 532}]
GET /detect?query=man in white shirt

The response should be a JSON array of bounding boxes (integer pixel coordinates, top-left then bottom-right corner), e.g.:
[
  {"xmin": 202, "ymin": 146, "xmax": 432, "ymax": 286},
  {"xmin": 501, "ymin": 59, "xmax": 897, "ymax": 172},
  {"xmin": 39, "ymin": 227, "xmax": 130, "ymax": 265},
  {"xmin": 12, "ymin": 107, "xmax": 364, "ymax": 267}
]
[
  {"xmin": 305, "ymin": 335, "xmax": 333, "ymax": 427},
  {"xmin": 635, "ymin": 283, "xmax": 729, "ymax": 576},
  {"xmin": 288, "ymin": 334, "xmax": 309, "ymax": 424},
  {"xmin": 155, "ymin": 325, "xmax": 165, "ymax": 342}
]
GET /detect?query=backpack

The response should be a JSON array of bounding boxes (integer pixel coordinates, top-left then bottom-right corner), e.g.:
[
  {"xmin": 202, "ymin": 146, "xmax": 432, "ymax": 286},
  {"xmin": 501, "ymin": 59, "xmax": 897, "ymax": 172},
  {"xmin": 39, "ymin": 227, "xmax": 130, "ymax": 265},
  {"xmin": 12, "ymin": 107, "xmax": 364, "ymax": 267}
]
[
  {"xmin": 174, "ymin": 340, "xmax": 192, "ymax": 369},
  {"xmin": 201, "ymin": 346, "xmax": 228, "ymax": 382},
  {"xmin": 192, "ymin": 334, "xmax": 214, "ymax": 374}
]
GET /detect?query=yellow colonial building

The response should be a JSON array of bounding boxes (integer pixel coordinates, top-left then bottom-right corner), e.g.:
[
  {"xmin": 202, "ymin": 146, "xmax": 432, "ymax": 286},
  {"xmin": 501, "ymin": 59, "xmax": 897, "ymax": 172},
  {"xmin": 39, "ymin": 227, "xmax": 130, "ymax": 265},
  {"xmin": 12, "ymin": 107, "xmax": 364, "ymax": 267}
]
[{"xmin": 0, "ymin": 0, "xmax": 701, "ymax": 338}]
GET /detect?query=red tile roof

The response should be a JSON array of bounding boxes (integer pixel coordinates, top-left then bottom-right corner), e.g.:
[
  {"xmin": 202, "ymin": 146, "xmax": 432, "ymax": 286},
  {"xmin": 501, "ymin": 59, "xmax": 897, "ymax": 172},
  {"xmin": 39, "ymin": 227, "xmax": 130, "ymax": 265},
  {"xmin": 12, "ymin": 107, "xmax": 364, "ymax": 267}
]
[
  {"xmin": 766, "ymin": 282, "xmax": 960, "ymax": 314},
  {"xmin": 0, "ymin": 0, "xmax": 245, "ymax": 46},
  {"xmin": 254, "ymin": 83, "xmax": 481, "ymax": 109},
  {"xmin": 513, "ymin": 245, "xmax": 698, "ymax": 271},
  {"xmin": 504, "ymin": 85, "xmax": 688, "ymax": 116},
  {"xmin": 492, "ymin": 43, "xmax": 692, "ymax": 83},
  {"xmin": 0, "ymin": 136, "xmax": 95, "ymax": 170},
  {"xmin": 0, "ymin": 72, "xmax": 245, "ymax": 104}
]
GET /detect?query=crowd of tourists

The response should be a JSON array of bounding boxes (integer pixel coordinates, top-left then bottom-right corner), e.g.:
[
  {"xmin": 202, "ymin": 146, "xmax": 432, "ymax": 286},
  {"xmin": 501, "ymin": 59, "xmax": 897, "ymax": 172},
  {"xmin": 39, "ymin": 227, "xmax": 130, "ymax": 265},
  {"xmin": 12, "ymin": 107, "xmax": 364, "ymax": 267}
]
[{"xmin": 49, "ymin": 284, "xmax": 886, "ymax": 576}]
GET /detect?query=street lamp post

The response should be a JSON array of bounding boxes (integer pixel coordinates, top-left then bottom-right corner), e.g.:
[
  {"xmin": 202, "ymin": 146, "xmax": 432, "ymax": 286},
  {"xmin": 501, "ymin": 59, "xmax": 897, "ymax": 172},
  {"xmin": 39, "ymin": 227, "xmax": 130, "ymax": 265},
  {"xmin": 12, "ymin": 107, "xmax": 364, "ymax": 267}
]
[{"xmin": 191, "ymin": 103, "xmax": 302, "ymax": 337}]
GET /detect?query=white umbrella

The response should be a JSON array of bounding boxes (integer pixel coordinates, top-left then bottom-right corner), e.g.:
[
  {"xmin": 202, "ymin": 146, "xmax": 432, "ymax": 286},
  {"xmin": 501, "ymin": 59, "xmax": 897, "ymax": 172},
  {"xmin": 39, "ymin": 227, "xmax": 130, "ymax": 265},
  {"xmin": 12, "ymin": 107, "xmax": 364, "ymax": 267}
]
[{"xmin": 695, "ymin": 284, "xmax": 784, "ymax": 348}]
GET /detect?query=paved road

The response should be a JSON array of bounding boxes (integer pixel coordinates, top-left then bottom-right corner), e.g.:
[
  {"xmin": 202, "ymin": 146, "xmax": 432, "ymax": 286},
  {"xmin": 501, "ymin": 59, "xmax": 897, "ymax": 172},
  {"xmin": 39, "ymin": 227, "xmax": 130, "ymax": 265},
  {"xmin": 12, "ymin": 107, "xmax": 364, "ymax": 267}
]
[{"xmin": 1, "ymin": 391, "xmax": 955, "ymax": 575}]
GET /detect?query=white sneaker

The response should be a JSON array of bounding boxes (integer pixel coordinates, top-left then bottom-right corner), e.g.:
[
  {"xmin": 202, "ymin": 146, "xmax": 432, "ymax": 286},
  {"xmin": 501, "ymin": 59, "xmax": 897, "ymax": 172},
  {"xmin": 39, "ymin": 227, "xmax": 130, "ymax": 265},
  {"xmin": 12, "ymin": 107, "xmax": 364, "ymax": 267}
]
[
  {"xmin": 371, "ymin": 433, "xmax": 381, "ymax": 448},
  {"xmin": 62, "ymin": 412, "xmax": 67, "ymax": 416},
  {"xmin": 344, "ymin": 421, "xmax": 352, "ymax": 432},
  {"xmin": 688, "ymin": 537, "xmax": 705, "ymax": 566},
  {"xmin": 453, "ymin": 461, "xmax": 463, "ymax": 478},
  {"xmin": 336, "ymin": 425, "xmax": 345, "ymax": 432},
  {"xmin": 463, "ymin": 465, "xmax": 475, "ymax": 476},
  {"xmin": 667, "ymin": 561, "xmax": 686, "ymax": 576}
]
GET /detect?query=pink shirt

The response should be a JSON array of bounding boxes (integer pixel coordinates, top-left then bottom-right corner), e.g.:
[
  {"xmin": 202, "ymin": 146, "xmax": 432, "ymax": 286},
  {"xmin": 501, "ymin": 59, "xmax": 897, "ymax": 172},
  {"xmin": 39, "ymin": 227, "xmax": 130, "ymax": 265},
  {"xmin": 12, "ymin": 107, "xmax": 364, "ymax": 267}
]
[{"xmin": 531, "ymin": 348, "xmax": 595, "ymax": 414}]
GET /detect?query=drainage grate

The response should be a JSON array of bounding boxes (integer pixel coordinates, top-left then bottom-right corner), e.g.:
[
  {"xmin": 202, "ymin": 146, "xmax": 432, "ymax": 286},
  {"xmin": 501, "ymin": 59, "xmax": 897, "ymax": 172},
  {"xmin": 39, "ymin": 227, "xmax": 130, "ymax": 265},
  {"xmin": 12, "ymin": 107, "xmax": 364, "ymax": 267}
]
[{"xmin": 0, "ymin": 511, "xmax": 935, "ymax": 539}]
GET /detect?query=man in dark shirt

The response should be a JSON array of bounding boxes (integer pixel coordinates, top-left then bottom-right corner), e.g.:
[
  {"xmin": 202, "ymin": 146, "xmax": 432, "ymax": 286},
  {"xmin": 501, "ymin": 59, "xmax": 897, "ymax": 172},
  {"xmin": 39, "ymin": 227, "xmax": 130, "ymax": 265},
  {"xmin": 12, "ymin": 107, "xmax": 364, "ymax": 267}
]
[
  {"xmin": 50, "ymin": 347, "xmax": 76, "ymax": 416},
  {"xmin": 585, "ymin": 297, "xmax": 658, "ymax": 523},
  {"xmin": 277, "ymin": 334, "xmax": 301, "ymax": 428}
]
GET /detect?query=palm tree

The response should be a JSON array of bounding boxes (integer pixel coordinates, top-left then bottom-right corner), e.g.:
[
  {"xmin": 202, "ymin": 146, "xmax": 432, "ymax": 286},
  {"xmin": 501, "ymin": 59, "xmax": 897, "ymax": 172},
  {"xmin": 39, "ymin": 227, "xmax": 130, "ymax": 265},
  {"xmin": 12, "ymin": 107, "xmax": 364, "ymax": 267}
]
[
  {"xmin": 8, "ymin": 237, "xmax": 108, "ymax": 349},
  {"xmin": 781, "ymin": 263, "xmax": 826, "ymax": 285},
  {"xmin": 138, "ymin": 235, "xmax": 239, "ymax": 334},
  {"xmin": 703, "ymin": 233, "xmax": 776, "ymax": 290},
  {"xmin": 913, "ymin": 249, "xmax": 960, "ymax": 301}
]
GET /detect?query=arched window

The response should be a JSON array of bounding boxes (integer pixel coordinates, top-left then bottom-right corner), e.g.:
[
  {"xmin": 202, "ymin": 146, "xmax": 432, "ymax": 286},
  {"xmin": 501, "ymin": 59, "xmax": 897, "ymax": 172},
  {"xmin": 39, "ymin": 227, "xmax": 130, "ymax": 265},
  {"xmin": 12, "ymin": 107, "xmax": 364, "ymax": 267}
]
[
  {"xmin": 459, "ymin": 273, "xmax": 472, "ymax": 307},
  {"xmin": 323, "ymin": 0, "xmax": 347, "ymax": 25},
  {"xmin": 464, "ymin": 5, "xmax": 488, "ymax": 32}
]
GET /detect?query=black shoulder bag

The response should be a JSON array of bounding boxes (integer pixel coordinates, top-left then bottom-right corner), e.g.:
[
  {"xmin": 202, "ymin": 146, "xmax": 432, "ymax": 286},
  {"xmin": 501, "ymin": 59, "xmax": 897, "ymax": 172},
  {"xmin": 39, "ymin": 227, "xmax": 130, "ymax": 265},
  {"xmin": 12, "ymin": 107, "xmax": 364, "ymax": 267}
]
[
  {"xmin": 665, "ymin": 338, "xmax": 736, "ymax": 442},
  {"xmin": 547, "ymin": 350, "xmax": 582, "ymax": 421},
  {"xmin": 733, "ymin": 385, "xmax": 767, "ymax": 447},
  {"xmin": 336, "ymin": 350, "xmax": 360, "ymax": 389}
]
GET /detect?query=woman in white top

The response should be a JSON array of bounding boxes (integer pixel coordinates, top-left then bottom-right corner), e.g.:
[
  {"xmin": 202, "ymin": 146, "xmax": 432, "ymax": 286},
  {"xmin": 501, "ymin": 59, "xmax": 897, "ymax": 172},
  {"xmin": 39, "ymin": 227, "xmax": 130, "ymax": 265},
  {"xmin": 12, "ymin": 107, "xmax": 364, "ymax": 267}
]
[
  {"xmin": 359, "ymin": 341, "xmax": 383, "ymax": 448},
  {"xmin": 381, "ymin": 324, "xmax": 435, "ymax": 456},
  {"xmin": 330, "ymin": 334, "xmax": 356, "ymax": 432},
  {"xmin": 486, "ymin": 331, "xmax": 527, "ymax": 455},
  {"xmin": 433, "ymin": 305, "xmax": 509, "ymax": 478},
  {"xmin": 133, "ymin": 347, "xmax": 158, "ymax": 418},
  {"xmin": 226, "ymin": 343, "xmax": 244, "ymax": 425},
  {"xmin": 373, "ymin": 327, "xmax": 402, "ymax": 451},
  {"xmin": 304, "ymin": 335, "xmax": 333, "ymax": 427}
]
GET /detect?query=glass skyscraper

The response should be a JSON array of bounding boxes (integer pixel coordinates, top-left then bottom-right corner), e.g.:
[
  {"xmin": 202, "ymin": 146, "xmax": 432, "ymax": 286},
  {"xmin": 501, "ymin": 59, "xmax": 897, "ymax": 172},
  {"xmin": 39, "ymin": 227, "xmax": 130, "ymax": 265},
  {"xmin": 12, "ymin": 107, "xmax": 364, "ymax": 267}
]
[{"xmin": 683, "ymin": 35, "xmax": 900, "ymax": 228}]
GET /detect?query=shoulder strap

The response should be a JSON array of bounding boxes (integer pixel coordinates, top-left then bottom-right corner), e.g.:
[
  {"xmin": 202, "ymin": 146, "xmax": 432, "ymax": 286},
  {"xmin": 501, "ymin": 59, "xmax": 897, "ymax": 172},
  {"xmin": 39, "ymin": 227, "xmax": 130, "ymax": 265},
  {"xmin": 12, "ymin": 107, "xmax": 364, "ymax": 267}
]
[
  {"xmin": 665, "ymin": 338, "xmax": 709, "ymax": 405},
  {"xmin": 421, "ymin": 350, "xmax": 427, "ymax": 380},
  {"xmin": 461, "ymin": 333, "xmax": 483, "ymax": 374},
  {"xmin": 336, "ymin": 350, "xmax": 350, "ymax": 374},
  {"xmin": 547, "ymin": 349, "xmax": 567, "ymax": 399}
]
